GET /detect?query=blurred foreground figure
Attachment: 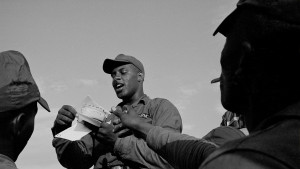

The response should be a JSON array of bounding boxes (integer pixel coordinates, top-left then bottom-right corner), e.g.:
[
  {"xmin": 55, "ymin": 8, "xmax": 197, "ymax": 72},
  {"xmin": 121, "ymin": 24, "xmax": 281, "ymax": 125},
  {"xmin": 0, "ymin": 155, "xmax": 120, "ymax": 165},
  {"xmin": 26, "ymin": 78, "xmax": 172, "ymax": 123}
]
[
  {"xmin": 0, "ymin": 51, "xmax": 50, "ymax": 169},
  {"xmin": 113, "ymin": 0, "xmax": 300, "ymax": 168}
]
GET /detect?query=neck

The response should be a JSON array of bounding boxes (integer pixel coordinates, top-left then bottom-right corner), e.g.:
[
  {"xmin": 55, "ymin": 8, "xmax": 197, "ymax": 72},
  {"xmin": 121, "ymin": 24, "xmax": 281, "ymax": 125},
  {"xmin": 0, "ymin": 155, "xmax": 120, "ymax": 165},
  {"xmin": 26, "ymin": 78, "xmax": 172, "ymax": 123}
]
[
  {"xmin": 245, "ymin": 96, "xmax": 295, "ymax": 133},
  {"xmin": 123, "ymin": 91, "xmax": 144, "ymax": 105}
]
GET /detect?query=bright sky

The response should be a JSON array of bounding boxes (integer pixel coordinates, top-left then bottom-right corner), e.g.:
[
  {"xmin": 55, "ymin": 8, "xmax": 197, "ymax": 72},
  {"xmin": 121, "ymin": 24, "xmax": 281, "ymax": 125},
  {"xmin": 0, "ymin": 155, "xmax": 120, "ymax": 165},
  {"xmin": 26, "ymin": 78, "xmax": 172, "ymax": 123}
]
[{"xmin": 0, "ymin": 1, "xmax": 236, "ymax": 168}]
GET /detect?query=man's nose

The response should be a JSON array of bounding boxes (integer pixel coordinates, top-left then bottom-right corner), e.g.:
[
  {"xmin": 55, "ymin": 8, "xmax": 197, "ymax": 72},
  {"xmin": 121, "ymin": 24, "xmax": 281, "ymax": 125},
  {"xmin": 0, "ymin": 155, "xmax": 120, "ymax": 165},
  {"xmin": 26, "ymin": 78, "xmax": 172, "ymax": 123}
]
[{"xmin": 113, "ymin": 73, "xmax": 121, "ymax": 81}]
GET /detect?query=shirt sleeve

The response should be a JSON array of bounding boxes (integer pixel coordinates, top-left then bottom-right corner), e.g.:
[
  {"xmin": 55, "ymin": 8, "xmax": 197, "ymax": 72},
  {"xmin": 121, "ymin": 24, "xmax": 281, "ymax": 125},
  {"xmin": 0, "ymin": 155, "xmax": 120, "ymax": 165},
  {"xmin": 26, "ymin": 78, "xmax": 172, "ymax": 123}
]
[
  {"xmin": 52, "ymin": 133, "xmax": 109, "ymax": 169},
  {"xmin": 113, "ymin": 99, "xmax": 183, "ymax": 169},
  {"xmin": 147, "ymin": 126, "xmax": 217, "ymax": 169}
]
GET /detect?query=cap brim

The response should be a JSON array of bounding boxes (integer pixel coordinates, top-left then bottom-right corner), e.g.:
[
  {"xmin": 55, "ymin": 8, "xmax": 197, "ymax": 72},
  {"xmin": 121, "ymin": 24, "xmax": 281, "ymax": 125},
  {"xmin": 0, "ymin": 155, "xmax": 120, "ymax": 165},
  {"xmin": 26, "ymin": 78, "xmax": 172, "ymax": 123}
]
[
  {"xmin": 103, "ymin": 59, "xmax": 130, "ymax": 74},
  {"xmin": 38, "ymin": 97, "xmax": 50, "ymax": 112},
  {"xmin": 211, "ymin": 77, "xmax": 221, "ymax": 84},
  {"xmin": 213, "ymin": 9, "xmax": 239, "ymax": 36}
]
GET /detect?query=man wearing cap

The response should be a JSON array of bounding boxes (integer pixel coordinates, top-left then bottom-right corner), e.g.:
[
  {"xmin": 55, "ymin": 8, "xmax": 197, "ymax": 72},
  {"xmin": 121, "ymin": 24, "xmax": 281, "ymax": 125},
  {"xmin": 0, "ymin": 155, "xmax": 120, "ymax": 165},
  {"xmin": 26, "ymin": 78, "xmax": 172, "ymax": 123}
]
[
  {"xmin": 113, "ymin": 0, "xmax": 300, "ymax": 168},
  {"xmin": 0, "ymin": 50, "xmax": 50, "ymax": 169},
  {"xmin": 52, "ymin": 54, "xmax": 183, "ymax": 169}
]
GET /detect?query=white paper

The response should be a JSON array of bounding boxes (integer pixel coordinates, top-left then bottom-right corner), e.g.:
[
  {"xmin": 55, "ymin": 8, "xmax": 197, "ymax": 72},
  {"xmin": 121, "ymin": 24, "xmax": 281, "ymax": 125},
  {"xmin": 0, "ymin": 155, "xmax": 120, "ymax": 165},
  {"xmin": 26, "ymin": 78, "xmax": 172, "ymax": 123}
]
[
  {"xmin": 55, "ymin": 121, "xmax": 91, "ymax": 141},
  {"xmin": 54, "ymin": 96, "xmax": 110, "ymax": 141},
  {"xmin": 79, "ymin": 96, "xmax": 110, "ymax": 127}
]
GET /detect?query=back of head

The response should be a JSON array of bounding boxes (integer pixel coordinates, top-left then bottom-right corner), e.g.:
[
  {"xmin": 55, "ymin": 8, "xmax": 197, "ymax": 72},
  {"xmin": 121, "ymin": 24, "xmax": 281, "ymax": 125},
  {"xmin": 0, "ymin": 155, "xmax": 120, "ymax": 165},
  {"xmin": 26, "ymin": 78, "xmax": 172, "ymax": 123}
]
[
  {"xmin": 239, "ymin": 5, "xmax": 300, "ymax": 109},
  {"xmin": 0, "ymin": 50, "xmax": 50, "ymax": 161}
]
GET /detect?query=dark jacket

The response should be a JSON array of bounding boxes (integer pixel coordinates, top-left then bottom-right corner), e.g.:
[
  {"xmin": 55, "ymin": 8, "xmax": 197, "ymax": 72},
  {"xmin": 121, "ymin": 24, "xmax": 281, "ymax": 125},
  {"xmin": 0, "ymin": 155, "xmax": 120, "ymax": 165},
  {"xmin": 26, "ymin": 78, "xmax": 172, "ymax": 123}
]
[{"xmin": 200, "ymin": 102, "xmax": 300, "ymax": 169}]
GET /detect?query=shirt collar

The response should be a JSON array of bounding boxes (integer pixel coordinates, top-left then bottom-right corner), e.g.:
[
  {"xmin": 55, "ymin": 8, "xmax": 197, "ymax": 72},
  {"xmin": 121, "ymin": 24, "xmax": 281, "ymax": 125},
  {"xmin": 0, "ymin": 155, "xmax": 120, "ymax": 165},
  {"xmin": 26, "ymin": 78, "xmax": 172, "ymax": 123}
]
[
  {"xmin": 119, "ymin": 94, "xmax": 149, "ymax": 108},
  {"xmin": 131, "ymin": 94, "xmax": 149, "ymax": 108},
  {"xmin": 256, "ymin": 101, "xmax": 300, "ymax": 130}
]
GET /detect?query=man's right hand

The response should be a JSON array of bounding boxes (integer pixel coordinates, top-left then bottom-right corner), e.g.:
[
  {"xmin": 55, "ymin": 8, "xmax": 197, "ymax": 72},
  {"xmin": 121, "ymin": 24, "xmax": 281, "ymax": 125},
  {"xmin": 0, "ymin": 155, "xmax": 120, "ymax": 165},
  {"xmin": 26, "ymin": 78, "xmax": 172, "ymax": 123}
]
[
  {"xmin": 112, "ymin": 105, "xmax": 154, "ymax": 139},
  {"xmin": 52, "ymin": 105, "xmax": 77, "ymax": 135}
]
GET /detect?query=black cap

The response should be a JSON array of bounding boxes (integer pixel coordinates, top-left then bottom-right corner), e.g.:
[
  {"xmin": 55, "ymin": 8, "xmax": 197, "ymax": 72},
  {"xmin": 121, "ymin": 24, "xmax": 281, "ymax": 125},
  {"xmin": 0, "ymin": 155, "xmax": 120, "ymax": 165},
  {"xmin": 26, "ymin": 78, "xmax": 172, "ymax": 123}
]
[
  {"xmin": 213, "ymin": 0, "xmax": 300, "ymax": 36},
  {"xmin": 103, "ymin": 54, "xmax": 145, "ymax": 75},
  {"xmin": 0, "ymin": 50, "xmax": 50, "ymax": 113}
]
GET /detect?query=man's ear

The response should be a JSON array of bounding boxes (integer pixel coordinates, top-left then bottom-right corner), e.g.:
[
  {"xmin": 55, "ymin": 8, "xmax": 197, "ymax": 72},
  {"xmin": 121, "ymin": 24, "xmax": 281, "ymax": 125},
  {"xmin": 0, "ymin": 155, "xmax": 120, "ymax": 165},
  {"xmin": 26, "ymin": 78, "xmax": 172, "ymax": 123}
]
[
  {"xmin": 137, "ymin": 72, "xmax": 144, "ymax": 82},
  {"xmin": 235, "ymin": 41, "xmax": 252, "ymax": 81},
  {"xmin": 11, "ymin": 113, "xmax": 26, "ymax": 137}
]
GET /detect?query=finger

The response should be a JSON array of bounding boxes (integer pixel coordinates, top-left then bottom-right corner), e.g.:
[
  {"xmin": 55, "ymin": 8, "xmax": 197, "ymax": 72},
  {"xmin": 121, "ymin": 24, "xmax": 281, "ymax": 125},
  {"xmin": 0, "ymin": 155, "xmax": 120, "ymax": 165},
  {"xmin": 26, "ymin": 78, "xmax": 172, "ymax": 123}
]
[
  {"xmin": 58, "ymin": 109, "xmax": 75, "ymax": 120},
  {"xmin": 117, "ymin": 129, "xmax": 133, "ymax": 138},
  {"xmin": 56, "ymin": 113, "xmax": 74, "ymax": 125},
  {"xmin": 111, "ymin": 106, "xmax": 123, "ymax": 117},
  {"xmin": 100, "ymin": 122, "xmax": 110, "ymax": 128},
  {"xmin": 82, "ymin": 121, "xmax": 99, "ymax": 131},
  {"xmin": 55, "ymin": 119, "xmax": 69, "ymax": 126},
  {"xmin": 59, "ymin": 105, "xmax": 77, "ymax": 119},
  {"xmin": 97, "ymin": 125, "xmax": 114, "ymax": 136},
  {"xmin": 113, "ymin": 123, "xmax": 125, "ymax": 133},
  {"xmin": 122, "ymin": 105, "xmax": 129, "ymax": 112},
  {"xmin": 110, "ymin": 106, "xmax": 117, "ymax": 113},
  {"xmin": 122, "ymin": 105, "xmax": 133, "ymax": 115},
  {"xmin": 100, "ymin": 122, "xmax": 114, "ymax": 130},
  {"xmin": 62, "ymin": 105, "xmax": 77, "ymax": 113},
  {"xmin": 112, "ymin": 117, "xmax": 121, "ymax": 125}
]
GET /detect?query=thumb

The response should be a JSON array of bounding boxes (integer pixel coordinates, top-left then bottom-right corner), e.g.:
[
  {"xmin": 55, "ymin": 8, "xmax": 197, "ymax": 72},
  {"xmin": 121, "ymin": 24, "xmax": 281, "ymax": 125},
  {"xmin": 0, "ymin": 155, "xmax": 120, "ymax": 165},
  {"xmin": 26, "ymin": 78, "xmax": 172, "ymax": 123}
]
[
  {"xmin": 111, "ymin": 106, "xmax": 123, "ymax": 118},
  {"xmin": 122, "ymin": 105, "xmax": 131, "ymax": 113}
]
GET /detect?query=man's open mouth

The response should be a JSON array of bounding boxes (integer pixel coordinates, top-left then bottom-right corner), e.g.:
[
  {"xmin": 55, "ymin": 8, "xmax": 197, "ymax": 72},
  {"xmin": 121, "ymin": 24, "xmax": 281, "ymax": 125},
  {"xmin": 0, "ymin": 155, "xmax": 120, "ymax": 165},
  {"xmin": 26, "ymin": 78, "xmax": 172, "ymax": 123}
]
[{"xmin": 115, "ymin": 83, "xmax": 124, "ymax": 92}]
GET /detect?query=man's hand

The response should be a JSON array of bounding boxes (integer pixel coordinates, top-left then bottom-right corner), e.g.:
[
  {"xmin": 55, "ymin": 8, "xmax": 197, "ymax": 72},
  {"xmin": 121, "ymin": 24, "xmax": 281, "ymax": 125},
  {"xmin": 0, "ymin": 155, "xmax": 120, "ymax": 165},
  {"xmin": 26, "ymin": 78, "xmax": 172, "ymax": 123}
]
[
  {"xmin": 111, "ymin": 106, "xmax": 134, "ymax": 138},
  {"xmin": 94, "ymin": 122, "xmax": 118, "ymax": 151},
  {"xmin": 53, "ymin": 105, "xmax": 77, "ymax": 135},
  {"xmin": 112, "ymin": 105, "xmax": 143, "ymax": 129},
  {"xmin": 112, "ymin": 105, "xmax": 154, "ymax": 139}
]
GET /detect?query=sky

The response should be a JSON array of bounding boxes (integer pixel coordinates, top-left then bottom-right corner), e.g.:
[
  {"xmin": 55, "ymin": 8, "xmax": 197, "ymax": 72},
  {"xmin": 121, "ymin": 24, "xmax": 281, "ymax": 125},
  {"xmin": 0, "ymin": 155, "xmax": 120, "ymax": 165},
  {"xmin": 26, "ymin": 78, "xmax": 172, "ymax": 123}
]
[{"xmin": 0, "ymin": 1, "xmax": 237, "ymax": 168}]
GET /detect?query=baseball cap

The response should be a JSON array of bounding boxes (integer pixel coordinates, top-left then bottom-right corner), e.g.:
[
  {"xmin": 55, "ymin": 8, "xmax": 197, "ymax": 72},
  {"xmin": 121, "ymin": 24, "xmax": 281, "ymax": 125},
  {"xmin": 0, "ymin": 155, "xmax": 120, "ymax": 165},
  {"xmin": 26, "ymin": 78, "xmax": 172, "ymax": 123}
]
[
  {"xmin": 0, "ymin": 50, "xmax": 50, "ymax": 113},
  {"xmin": 213, "ymin": 0, "xmax": 300, "ymax": 36},
  {"xmin": 103, "ymin": 54, "xmax": 145, "ymax": 75}
]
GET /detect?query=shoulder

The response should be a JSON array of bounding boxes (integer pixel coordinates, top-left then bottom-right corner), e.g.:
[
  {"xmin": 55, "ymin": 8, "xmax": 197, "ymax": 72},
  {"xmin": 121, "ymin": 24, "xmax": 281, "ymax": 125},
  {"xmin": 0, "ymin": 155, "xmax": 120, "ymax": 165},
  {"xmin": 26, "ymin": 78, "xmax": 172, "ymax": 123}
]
[
  {"xmin": 201, "ymin": 123, "xmax": 300, "ymax": 169},
  {"xmin": 200, "ymin": 150, "xmax": 290, "ymax": 169},
  {"xmin": 150, "ymin": 97, "xmax": 170, "ymax": 103},
  {"xmin": 202, "ymin": 126, "xmax": 245, "ymax": 146},
  {"xmin": 0, "ymin": 154, "xmax": 17, "ymax": 169},
  {"xmin": 149, "ymin": 98, "xmax": 176, "ymax": 108}
]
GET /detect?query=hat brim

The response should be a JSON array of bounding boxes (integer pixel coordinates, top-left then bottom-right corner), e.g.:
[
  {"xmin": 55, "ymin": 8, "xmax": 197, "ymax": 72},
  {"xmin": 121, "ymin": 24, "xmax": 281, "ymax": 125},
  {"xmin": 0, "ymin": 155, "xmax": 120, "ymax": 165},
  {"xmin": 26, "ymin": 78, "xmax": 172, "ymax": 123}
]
[
  {"xmin": 38, "ymin": 97, "xmax": 50, "ymax": 112},
  {"xmin": 213, "ymin": 9, "xmax": 239, "ymax": 36},
  {"xmin": 103, "ymin": 59, "xmax": 130, "ymax": 74}
]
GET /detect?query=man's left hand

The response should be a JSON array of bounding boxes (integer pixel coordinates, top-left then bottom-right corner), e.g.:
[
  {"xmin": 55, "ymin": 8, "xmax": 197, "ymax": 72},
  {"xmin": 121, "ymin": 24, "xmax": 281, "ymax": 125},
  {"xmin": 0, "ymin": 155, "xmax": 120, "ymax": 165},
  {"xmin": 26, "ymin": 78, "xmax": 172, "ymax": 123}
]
[{"xmin": 94, "ymin": 122, "xmax": 118, "ymax": 150}]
